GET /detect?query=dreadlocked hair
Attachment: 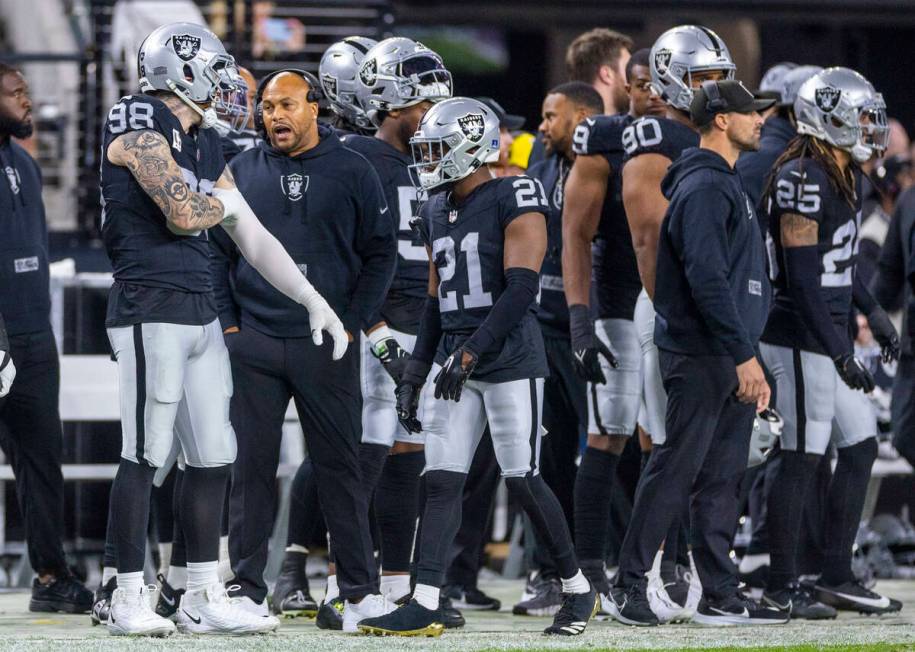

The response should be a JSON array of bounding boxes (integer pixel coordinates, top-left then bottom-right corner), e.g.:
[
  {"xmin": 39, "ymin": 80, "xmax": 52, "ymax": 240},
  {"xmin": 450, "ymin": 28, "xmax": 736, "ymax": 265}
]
[{"xmin": 762, "ymin": 134, "xmax": 858, "ymax": 209}]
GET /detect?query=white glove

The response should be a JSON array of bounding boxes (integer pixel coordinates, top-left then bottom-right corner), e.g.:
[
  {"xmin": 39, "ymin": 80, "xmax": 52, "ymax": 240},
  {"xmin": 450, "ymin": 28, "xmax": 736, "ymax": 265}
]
[
  {"xmin": 0, "ymin": 352, "xmax": 16, "ymax": 398},
  {"xmin": 299, "ymin": 291, "xmax": 349, "ymax": 361}
]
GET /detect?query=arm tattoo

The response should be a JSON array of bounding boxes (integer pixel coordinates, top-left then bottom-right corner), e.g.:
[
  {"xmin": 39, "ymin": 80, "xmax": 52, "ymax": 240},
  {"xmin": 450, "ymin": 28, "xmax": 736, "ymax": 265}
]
[
  {"xmin": 111, "ymin": 130, "xmax": 225, "ymax": 231},
  {"xmin": 780, "ymin": 212, "xmax": 819, "ymax": 248}
]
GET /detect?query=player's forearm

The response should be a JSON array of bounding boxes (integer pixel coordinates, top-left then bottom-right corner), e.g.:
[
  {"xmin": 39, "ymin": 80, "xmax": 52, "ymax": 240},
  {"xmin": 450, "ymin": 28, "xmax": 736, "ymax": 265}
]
[
  {"xmin": 561, "ymin": 231, "xmax": 593, "ymax": 307},
  {"xmin": 633, "ymin": 236, "xmax": 658, "ymax": 299}
]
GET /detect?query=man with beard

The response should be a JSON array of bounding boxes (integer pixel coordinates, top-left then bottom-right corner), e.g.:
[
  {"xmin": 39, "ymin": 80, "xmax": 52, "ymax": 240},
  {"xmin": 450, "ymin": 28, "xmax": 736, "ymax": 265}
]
[{"xmin": 0, "ymin": 62, "xmax": 94, "ymax": 614}]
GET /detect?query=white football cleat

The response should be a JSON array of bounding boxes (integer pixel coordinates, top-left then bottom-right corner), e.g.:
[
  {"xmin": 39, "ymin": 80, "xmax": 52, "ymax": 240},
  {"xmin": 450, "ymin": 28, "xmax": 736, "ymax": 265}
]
[
  {"xmin": 342, "ymin": 593, "xmax": 395, "ymax": 633},
  {"xmin": 108, "ymin": 585, "xmax": 176, "ymax": 637},
  {"xmin": 177, "ymin": 583, "xmax": 280, "ymax": 635}
]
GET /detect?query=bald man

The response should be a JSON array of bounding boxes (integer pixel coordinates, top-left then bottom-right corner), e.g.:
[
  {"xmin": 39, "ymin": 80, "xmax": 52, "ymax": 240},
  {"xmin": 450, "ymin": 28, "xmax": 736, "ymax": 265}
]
[{"xmin": 211, "ymin": 71, "xmax": 397, "ymax": 627}]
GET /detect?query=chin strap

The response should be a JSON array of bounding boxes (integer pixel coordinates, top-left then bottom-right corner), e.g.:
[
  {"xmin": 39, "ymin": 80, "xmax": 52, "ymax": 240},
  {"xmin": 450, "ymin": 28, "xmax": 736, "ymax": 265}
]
[{"xmin": 165, "ymin": 80, "xmax": 219, "ymax": 129}]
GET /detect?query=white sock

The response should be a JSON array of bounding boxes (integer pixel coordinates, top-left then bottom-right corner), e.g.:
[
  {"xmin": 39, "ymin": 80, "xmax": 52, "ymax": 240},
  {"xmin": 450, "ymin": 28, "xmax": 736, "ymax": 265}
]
[
  {"xmin": 380, "ymin": 575, "xmax": 411, "ymax": 602},
  {"xmin": 218, "ymin": 536, "xmax": 229, "ymax": 563},
  {"xmin": 413, "ymin": 583, "xmax": 440, "ymax": 611},
  {"xmin": 167, "ymin": 565, "xmax": 188, "ymax": 591},
  {"xmin": 157, "ymin": 543, "xmax": 172, "ymax": 576},
  {"xmin": 324, "ymin": 574, "xmax": 339, "ymax": 602},
  {"xmin": 102, "ymin": 566, "xmax": 117, "ymax": 586},
  {"xmin": 117, "ymin": 571, "xmax": 144, "ymax": 595},
  {"xmin": 285, "ymin": 544, "xmax": 309, "ymax": 554},
  {"xmin": 561, "ymin": 570, "xmax": 590, "ymax": 594},
  {"xmin": 187, "ymin": 561, "xmax": 219, "ymax": 593}
]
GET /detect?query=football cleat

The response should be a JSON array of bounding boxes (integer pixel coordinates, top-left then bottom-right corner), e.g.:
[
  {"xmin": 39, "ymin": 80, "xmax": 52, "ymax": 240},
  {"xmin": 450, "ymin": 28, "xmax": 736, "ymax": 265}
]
[
  {"xmin": 513, "ymin": 575, "xmax": 562, "ymax": 616},
  {"xmin": 108, "ymin": 585, "xmax": 176, "ymax": 637},
  {"xmin": 692, "ymin": 592, "xmax": 788, "ymax": 626},
  {"xmin": 440, "ymin": 595, "xmax": 465, "ymax": 629},
  {"xmin": 90, "ymin": 577, "xmax": 117, "ymax": 626},
  {"xmin": 443, "ymin": 584, "xmax": 500, "ymax": 611},
  {"xmin": 316, "ymin": 597, "xmax": 345, "ymax": 630},
  {"xmin": 30, "ymin": 573, "xmax": 93, "ymax": 614},
  {"xmin": 606, "ymin": 581, "xmax": 660, "ymax": 627},
  {"xmin": 543, "ymin": 586, "xmax": 599, "ymax": 636},
  {"xmin": 271, "ymin": 553, "xmax": 318, "ymax": 618},
  {"xmin": 343, "ymin": 593, "xmax": 396, "ymax": 633},
  {"xmin": 357, "ymin": 599, "xmax": 444, "ymax": 637},
  {"xmin": 154, "ymin": 574, "xmax": 184, "ymax": 620},
  {"xmin": 815, "ymin": 580, "xmax": 903, "ymax": 615},
  {"xmin": 176, "ymin": 582, "xmax": 279, "ymax": 635},
  {"xmin": 762, "ymin": 583, "xmax": 836, "ymax": 620}
]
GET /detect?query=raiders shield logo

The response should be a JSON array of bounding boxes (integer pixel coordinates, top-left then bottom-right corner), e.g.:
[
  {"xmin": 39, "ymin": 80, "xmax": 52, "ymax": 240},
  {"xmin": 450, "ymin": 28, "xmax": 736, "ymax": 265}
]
[
  {"xmin": 654, "ymin": 48, "xmax": 673, "ymax": 73},
  {"xmin": 360, "ymin": 59, "xmax": 377, "ymax": 86},
  {"xmin": 457, "ymin": 113, "xmax": 485, "ymax": 143},
  {"xmin": 815, "ymin": 86, "xmax": 841, "ymax": 113},
  {"xmin": 281, "ymin": 173, "xmax": 309, "ymax": 201},
  {"xmin": 322, "ymin": 74, "xmax": 338, "ymax": 99},
  {"xmin": 172, "ymin": 34, "xmax": 201, "ymax": 62},
  {"xmin": 448, "ymin": 209, "xmax": 458, "ymax": 223}
]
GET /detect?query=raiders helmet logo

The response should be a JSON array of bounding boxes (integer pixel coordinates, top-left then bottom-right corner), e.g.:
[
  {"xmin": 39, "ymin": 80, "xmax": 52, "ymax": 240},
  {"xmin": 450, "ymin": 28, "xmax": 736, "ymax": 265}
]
[
  {"xmin": 281, "ymin": 173, "xmax": 309, "ymax": 201},
  {"xmin": 172, "ymin": 34, "xmax": 201, "ymax": 62},
  {"xmin": 815, "ymin": 86, "xmax": 841, "ymax": 113},
  {"xmin": 360, "ymin": 59, "xmax": 378, "ymax": 86},
  {"xmin": 322, "ymin": 74, "xmax": 338, "ymax": 100},
  {"xmin": 457, "ymin": 113, "xmax": 485, "ymax": 143},
  {"xmin": 654, "ymin": 48, "xmax": 673, "ymax": 73}
]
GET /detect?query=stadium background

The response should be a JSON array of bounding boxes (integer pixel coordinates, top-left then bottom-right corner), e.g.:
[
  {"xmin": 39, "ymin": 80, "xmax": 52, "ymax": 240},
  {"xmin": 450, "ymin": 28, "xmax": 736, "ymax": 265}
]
[{"xmin": 1, "ymin": 0, "xmax": 914, "ymax": 589}]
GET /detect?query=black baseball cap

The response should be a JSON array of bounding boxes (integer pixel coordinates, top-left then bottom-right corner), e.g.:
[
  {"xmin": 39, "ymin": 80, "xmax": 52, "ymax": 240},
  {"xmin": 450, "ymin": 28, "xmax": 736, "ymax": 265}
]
[
  {"xmin": 475, "ymin": 96, "xmax": 526, "ymax": 130},
  {"xmin": 689, "ymin": 80, "xmax": 776, "ymax": 128}
]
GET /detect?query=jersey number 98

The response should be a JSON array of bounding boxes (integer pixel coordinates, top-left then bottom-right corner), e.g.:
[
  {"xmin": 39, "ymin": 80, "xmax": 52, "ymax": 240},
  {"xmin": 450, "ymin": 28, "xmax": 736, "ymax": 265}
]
[{"xmin": 108, "ymin": 99, "xmax": 155, "ymax": 134}]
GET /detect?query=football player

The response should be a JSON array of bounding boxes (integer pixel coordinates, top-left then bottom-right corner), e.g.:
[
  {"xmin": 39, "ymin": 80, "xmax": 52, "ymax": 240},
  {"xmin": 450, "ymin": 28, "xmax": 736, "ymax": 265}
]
[
  {"xmin": 358, "ymin": 97, "xmax": 598, "ymax": 637},
  {"xmin": 217, "ymin": 66, "xmax": 262, "ymax": 158},
  {"xmin": 606, "ymin": 25, "xmax": 736, "ymax": 626},
  {"xmin": 759, "ymin": 67, "xmax": 902, "ymax": 617},
  {"xmin": 320, "ymin": 36, "xmax": 378, "ymax": 135},
  {"xmin": 100, "ymin": 22, "xmax": 346, "ymax": 636}
]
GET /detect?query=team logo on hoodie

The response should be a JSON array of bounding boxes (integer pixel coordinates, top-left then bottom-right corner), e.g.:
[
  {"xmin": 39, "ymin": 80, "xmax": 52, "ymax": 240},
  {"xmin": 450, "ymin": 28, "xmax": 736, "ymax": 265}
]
[
  {"xmin": 5, "ymin": 166, "xmax": 20, "ymax": 195},
  {"xmin": 281, "ymin": 173, "xmax": 308, "ymax": 201}
]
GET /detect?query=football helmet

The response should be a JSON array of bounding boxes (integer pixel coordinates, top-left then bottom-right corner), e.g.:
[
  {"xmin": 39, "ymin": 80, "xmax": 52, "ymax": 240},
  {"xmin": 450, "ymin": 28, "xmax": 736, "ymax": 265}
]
[
  {"xmin": 649, "ymin": 25, "xmax": 736, "ymax": 112},
  {"xmin": 409, "ymin": 97, "xmax": 499, "ymax": 191},
  {"xmin": 759, "ymin": 62, "xmax": 797, "ymax": 104},
  {"xmin": 356, "ymin": 37, "xmax": 452, "ymax": 127},
  {"xmin": 778, "ymin": 65, "xmax": 823, "ymax": 108},
  {"xmin": 319, "ymin": 36, "xmax": 378, "ymax": 130},
  {"xmin": 748, "ymin": 408, "xmax": 783, "ymax": 469},
  {"xmin": 138, "ymin": 22, "xmax": 247, "ymax": 130},
  {"xmin": 794, "ymin": 67, "xmax": 889, "ymax": 163}
]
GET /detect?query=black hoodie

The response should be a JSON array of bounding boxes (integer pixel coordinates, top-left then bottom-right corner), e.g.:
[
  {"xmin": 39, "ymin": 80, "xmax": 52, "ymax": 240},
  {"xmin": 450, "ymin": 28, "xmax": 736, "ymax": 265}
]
[
  {"xmin": 210, "ymin": 124, "xmax": 396, "ymax": 338},
  {"xmin": 654, "ymin": 147, "xmax": 771, "ymax": 364}
]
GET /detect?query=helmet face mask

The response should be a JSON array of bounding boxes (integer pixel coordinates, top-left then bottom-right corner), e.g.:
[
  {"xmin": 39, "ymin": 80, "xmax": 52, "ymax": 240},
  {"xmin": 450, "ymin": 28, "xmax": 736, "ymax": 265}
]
[
  {"xmin": 650, "ymin": 25, "xmax": 736, "ymax": 112},
  {"xmin": 748, "ymin": 408, "xmax": 784, "ymax": 468},
  {"xmin": 212, "ymin": 67, "xmax": 249, "ymax": 132}
]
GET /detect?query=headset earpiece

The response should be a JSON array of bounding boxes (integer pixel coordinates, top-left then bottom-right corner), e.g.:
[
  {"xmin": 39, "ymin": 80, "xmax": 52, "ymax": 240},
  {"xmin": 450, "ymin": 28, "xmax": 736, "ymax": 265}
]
[
  {"xmin": 253, "ymin": 68, "xmax": 325, "ymax": 139},
  {"xmin": 703, "ymin": 80, "xmax": 727, "ymax": 112}
]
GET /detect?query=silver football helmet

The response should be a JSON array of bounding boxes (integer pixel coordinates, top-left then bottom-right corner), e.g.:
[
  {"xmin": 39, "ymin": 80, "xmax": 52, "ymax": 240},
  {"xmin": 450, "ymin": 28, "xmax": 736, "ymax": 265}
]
[
  {"xmin": 748, "ymin": 408, "xmax": 783, "ymax": 469},
  {"xmin": 649, "ymin": 25, "xmax": 736, "ymax": 111},
  {"xmin": 794, "ymin": 67, "xmax": 889, "ymax": 163},
  {"xmin": 778, "ymin": 65, "xmax": 823, "ymax": 108},
  {"xmin": 138, "ymin": 22, "xmax": 247, "ymax": 130},
  {"xmin": 319, "ymin": 36, "xmax": 377, "ymax": 130},
  {"xmin": 759, "ymin": 62, "xmax": 797, "ymax": 104},
  {"xmin": 409, "ymin": 97, "xmax": 499, "ymax": 191},
  {"xmin": 356, "ymin": 37, "xmax": 452, "ymax": 127}
]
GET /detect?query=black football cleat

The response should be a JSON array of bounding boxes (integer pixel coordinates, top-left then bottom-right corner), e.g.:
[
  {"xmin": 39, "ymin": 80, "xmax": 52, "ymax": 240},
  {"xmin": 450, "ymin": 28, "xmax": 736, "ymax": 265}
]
[
  {"xmin": 607, "ymin": 581, "xmax": 660, "ymax": 626},
  {"xmin": 271, "ymin": 553, "xmax": 318, "ymax": 618},
  {"xmin": 439, "ymin": 595, "xmax": 465, "ymax": 629},
  {"xmin": 154, "ymin": 574, "xmax": 185, "ymax": 619},
  {"xmin": 90, "ymin": 577, "xmax": 117, "ymax": 625},
  {"xmin": 762, "ymin": 583, "xmax": 836, "ymax": 620},
  {"xmin": 693, "ymin": 592, "xmax": 788, "ymax": 626},
  {"xmin": 30, "ymin": 573, "xmax": 93, "ymax": 614},
  {"xmin": 357, "ymin": 599, "xmax": 444, "ymax": 637},
  {"xmin": 315, "ymin": 597, "xmax": 345, "ymax": 630},
  {"xmin": 815, "ymin": 580, "xmax": 903, "ymax": 615},
  {"xmin": 443, "ymin": 584, "xmax": 501, "ymax": 611},
  {"xmin": 513, "ymin": 575, "xmax": 562, "ymax": 616},
  {"xmin": 543, "ymin": 586, "xmax": 599, "ymax": 636}
]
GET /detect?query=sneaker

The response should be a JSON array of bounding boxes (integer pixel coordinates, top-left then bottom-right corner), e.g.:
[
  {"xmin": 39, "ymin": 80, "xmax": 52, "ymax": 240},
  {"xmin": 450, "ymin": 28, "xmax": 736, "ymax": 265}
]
[
  {"xmin": 815, "ymin": 580, "xmax": 903, "ymax": 615},
  {"xmin": 271, "ymin": 552, "xmax": 318, "ymax": 618},
  {"xmin": 513, "ymin": 575, "xmax": 562, "ymax": 616},
  {"xmin": 154, "ymin": 574, "xmax": 184, "ymax": 620},
  {"xmin": 90, "ymin": 577, "xmax": 117, "ymax": 626},
  {"xmin": 316, "ymin": 597, "xmax": 344, "ymax": 630},
  {"xmin": 342, "ymin": 593, "xmax": 395, "ymax": 633},
  {"xmin": 607, "ymin": 581, "xmax": 659, "ymax": 626},
  {"xmin": 737, "ymin": 553, "xmax": 770, "ymax": 589},
  {"xmin": 177, "ymin": 582, "xmax": 280, "ymax": 635},
  {"xmin": 692, "ymin": 592, "xmax": 789, "ymax": 626},
  {"xmin": 647, "ymin": 573, "xmax": 688, "ymax": 623},
  {"xmin": 30, "ymin": 573, "xmax": 93, "ymax": 614},
  {"xmin": 439, "ymin": 595, "xmax": 465, "ymax": 629},
  {"xmin": 543, "ymin": 586, "xmax": 599, "ymax": 636},
  {"xmin": 357, "ymin": 599, "xmax": 444, "ymax": 637},
  {"xmin": 762, "ymin": 583, "xmax": 836, "ymax": 620},
  {"xmin": 443, "ymin": 584, "xmax": 500, "ymax": 611},
  {"xmin": 108, "ymin": 586, "xmax": 176, "ymax": 637}
]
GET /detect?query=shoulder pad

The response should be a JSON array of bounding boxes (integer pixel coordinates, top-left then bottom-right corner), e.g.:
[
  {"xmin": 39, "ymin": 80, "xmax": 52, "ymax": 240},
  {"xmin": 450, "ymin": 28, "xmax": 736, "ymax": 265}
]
[
  {"xmin": 622, "ymin": 116, "xmax": 698, "ymax": 162},
  {"xmin": 772, "ymin": 157, "xmax": 830, "ymax": 219},
  {"xmin": 572, "ymin": 114, "xmax": 629, "ymax": 156},
  {"xmin": 500, "ymin": 175, "xmax": 549, "ymax": 224},
  {"xmin": 104, "ymin": 94, "xmax": 173, "ymax": 138}
]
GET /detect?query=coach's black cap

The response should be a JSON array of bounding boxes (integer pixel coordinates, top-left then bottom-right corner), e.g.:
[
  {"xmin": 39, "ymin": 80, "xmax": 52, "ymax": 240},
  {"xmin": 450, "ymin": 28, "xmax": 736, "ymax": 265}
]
[{"xmin": 690, "ymin": 80, "xmax": 776, "ymax": 127}]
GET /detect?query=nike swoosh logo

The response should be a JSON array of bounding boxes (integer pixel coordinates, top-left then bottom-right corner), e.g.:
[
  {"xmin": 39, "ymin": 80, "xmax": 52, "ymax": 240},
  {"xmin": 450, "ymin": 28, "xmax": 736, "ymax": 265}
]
[
  {"xmin": 380, "ymin": 206, "xmax": 389, "ymax": 214},
  {"xmin": 573, "ymin": 351, "xmax": 587, "ymax": 364},
  {"xmin": 710, "ymin": 606, "xmax": 748, "ymax": 618},
  {"xmin": 832, "ymin": 591, "xmax": 890, "ymax": 609},
  {"xmin": 763, "ymin": 597, "xmax": 790, "ymax": 611},
  {"xmin": 162, "ymin": 594, "xmax": 176, "ymax": 606},
  {"xmin": 585, "ymin": 118, "xmax": 596, "ymax": 126},
  {"xmin": 183, "ymin": 610, "xmax": 201, "ymax": 624}
]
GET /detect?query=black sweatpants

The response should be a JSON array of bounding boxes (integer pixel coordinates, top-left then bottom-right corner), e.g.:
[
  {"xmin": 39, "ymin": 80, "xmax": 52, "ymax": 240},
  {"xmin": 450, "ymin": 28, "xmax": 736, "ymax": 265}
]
[
  {"xmin": 892, "ymin": 353, "xmax": 915, "ymax": 467},
  {"xmin": 617, "ymin": 351, "xmax": 754, "ymax": 601},
  {"xmin": 227, "ymin": 326, "xmax": 376, "ymax": 602},
  {"xmin": 0, "ymin": 328, "xmax": 68, "ymax": 576}
]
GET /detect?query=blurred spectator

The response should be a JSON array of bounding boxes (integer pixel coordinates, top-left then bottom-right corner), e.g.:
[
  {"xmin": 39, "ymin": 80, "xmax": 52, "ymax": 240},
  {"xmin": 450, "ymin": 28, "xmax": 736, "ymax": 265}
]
[
  {"xmin": 860, "ymin": 154, "xmax": 913, "ymax": 284},
  {"xmin": 565, "ymin": 28, "xmax": 633, "ymax": 114}
]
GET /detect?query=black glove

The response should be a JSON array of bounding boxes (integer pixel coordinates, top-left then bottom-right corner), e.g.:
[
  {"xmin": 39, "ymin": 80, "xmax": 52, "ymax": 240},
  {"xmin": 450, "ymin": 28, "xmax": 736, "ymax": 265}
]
[
  {"xmin": 867, "ymin": 308, "xmax": 900, "ymax": 363},
  {"xmin": 371, "ymin": 335, "xmax": 410, "ymax": 383},
  {"xmin": 834, "ymin": 353, "xmax": 876, "ymax": 393},
  {"xmin": 433, "ymin": 346, "xmax": 478, "ymax": 402},
  {"xmin": 395, "ymin": 360, "xmax": 430, "ymax": 434},
  {"xmin": 569, "ymin": 304, "xmax": 618, "ymax": 384}
]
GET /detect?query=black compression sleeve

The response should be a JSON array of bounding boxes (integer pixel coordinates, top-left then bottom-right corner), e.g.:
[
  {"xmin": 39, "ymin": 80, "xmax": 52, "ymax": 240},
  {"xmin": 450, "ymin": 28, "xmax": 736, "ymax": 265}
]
[
  {"xmin": 784, "ymin": 245, "xmax": 851, "ymax": 359},
  {"xmin": 411, "ymin": 295, "xmax": 442, "ymax": 366},
  {"xmin": 852, "ymin": 272, "xmax": 878, "ymax": 315},
  {"xmin": 464, "ymin": 267, "xmax": 540, "ymax": 358}
]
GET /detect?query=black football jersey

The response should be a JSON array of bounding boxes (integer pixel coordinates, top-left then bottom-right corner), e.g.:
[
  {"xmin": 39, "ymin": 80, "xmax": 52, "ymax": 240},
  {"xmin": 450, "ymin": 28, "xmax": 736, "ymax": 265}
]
[
  {"xmin": 762, "ymin": 157, "xmax": 863, "ymax": 354},
  {"xmin": 342, "ymin": 134, "xmax": 426, "ymax": 333},
  {"xmin": 621, "ymin": 115, "xmax": 698, "ymax": 164},
  {"xmin": 100, "ymin": 94, "xmax": 226, "ymax": 327},
  {"xmin": 573, "ymin": 113, "xmax": 642, "ymax": 320},
  {"xmin": 418, "ymin": 176, "xmax": 550, "ymax": 382}
]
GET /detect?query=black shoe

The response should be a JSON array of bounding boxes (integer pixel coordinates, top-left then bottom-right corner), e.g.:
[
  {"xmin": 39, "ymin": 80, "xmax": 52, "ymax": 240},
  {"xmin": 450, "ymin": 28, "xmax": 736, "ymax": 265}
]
[
  {"xmin": 543, "ymin": 586, "xmax": 599, "ymax": 636},
  {"xmin": 815, "ymin": 580, "xmax": 903, "ymax": 615},
  {"xmin": 513, "ymin": 575, "xmax": 562, "ymax": 616},
  {"xmin": 660, "ymin": 563, "xmax": 690, "ymax": 608},
  {"xmin": 271, "ymin": 553, "xmax": 318, "ymax": 618},
  {"xmin": 579, "ymin": 560, "xmax": 610, "ymax": 595},
  {"xmin": 693, "ymin": 592, "xmax": 789, "ymax": 625},
  {"xmin": 443, "ymin": 584, "xmax": 500, "ymax": 611},
  {"xmin": 154, "ymin": 574, "xmax": 184, "ymax": 619},
  {"xmin": 607, "ymin": 581, "xmax": 659, "ymax": 627},
  {"xmin": 30, "ymin": 573, "xmax": 93, "ymax": 614},
  {"xmin": 762, "ymin": 583, "xmax": 836, "ymax": 620},
  {"xmin": 316, "ymin": 597, "xmax": 345, "ymax": 630},
  {"xmin": 439, "ymin": 595, "xmax": 465, "ymax": 629},
  {"xmin": 357, "ymin": 599, "xmax": 444, "ymax": 637},
  {"xmin": 90, "ymin": 577, "xmax": 116, "ymax": 626}
]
